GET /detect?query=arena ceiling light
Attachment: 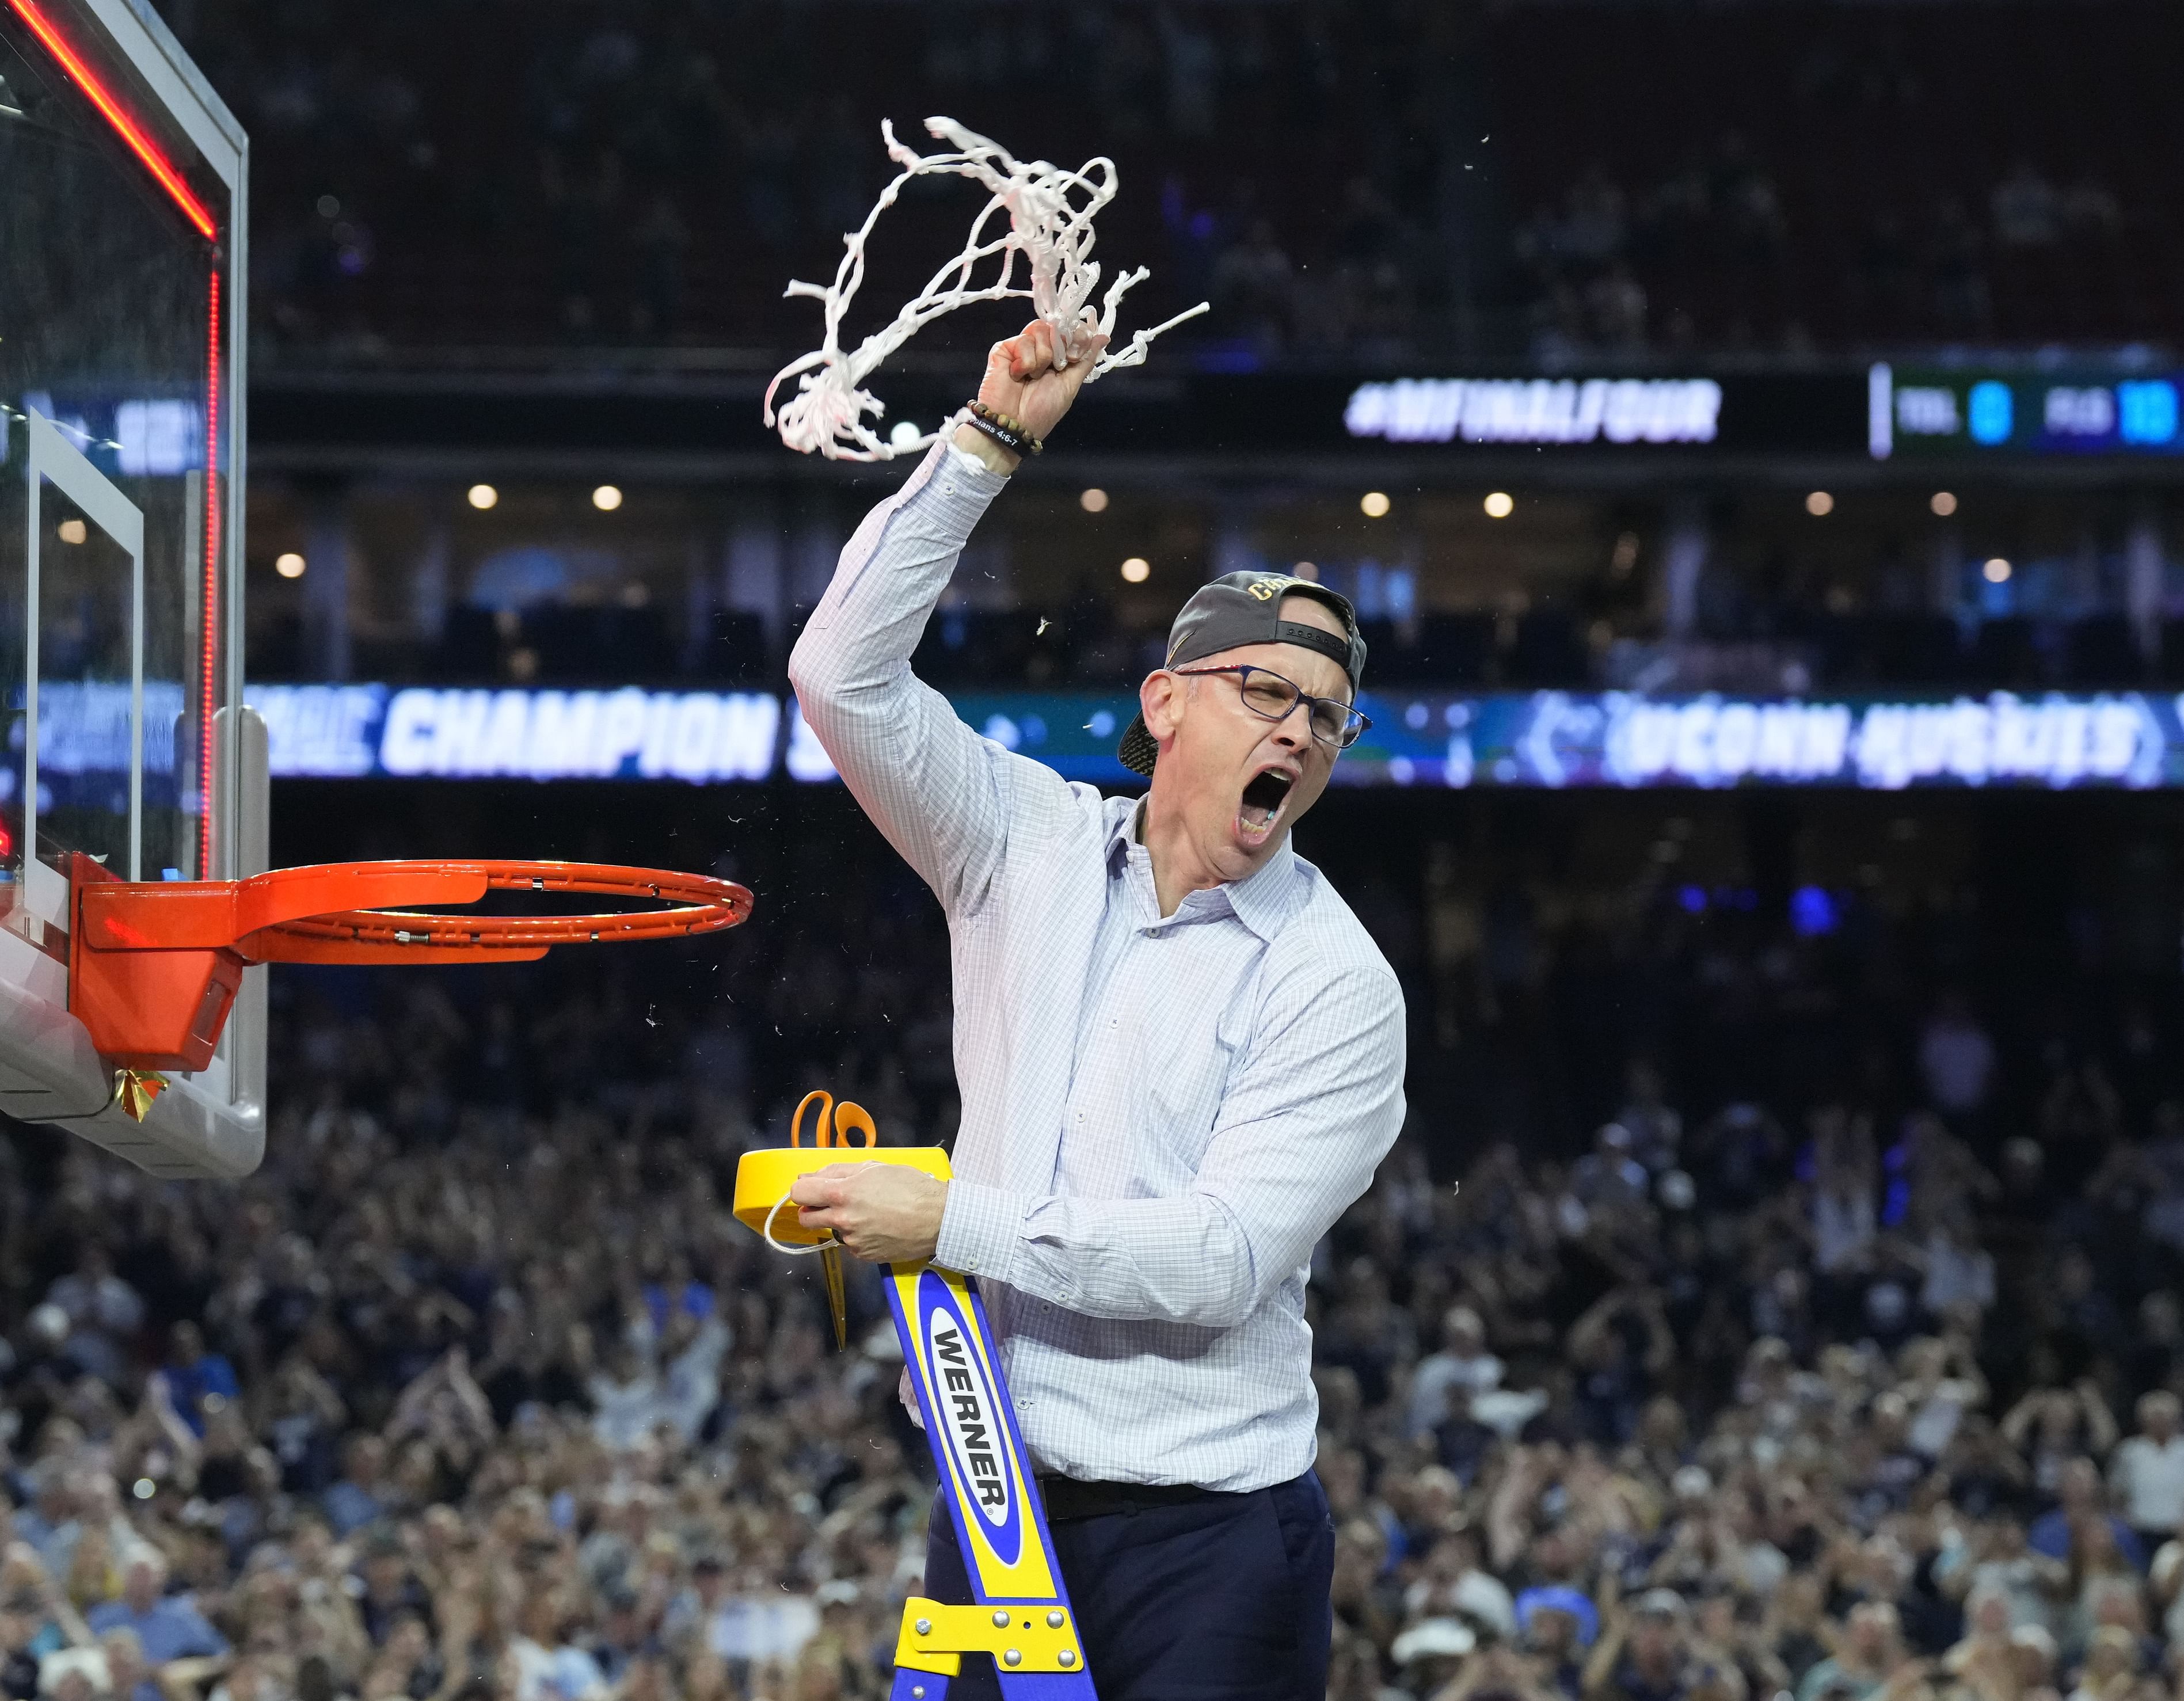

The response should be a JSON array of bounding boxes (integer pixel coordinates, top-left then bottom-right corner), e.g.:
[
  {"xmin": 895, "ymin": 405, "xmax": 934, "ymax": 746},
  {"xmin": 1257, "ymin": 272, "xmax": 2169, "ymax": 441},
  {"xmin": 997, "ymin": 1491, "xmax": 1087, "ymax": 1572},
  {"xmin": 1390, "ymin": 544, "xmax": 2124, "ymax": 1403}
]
[
  {"xmin": 1079, "ymin": 488, "xmax": 1109, "ymax": 513},
  {"xmin": 1120, "ymin": 557, "xmax": 1150, "ymax": 583},
  {"xmin": 467, "ymin": 484, "xmax": 499, "ymax": 511},
  {"xmin": 56, "ymin": 518, "xmax": 86, "ymax": 545},
  {"xmin": 1360, "ymin": 490, "xmax": 1391, "ymax": 518},
  {"xmin": 1483, "ymin": 491, "xmax": 1515, "ymax": 519},
  {"xmin": 1931, "ymin": 491, "xmax": 1959, "ymax": 516},
  {"xmin": 592, "ymin": 485, "xmax": 623, "ymax": 512},
  {"xmin": 275, "ymin": 553, "xmax": 306, "ymax": 579},
  {"xmin": 1805, "ymin": 490, "xmax": 1835, "ymax": 516},
  {"xmin": 1984, "ymin": 557, "xmax": 2012, "ymax": 583}
]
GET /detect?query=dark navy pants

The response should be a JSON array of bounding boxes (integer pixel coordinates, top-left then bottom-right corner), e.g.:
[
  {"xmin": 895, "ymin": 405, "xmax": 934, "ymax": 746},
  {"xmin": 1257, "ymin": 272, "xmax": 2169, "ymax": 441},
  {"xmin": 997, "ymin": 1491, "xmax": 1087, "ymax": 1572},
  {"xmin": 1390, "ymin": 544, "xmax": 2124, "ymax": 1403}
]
[{"xmin": 919, "ymin": 1470, "xmax": 1335, "ymax": 1699}]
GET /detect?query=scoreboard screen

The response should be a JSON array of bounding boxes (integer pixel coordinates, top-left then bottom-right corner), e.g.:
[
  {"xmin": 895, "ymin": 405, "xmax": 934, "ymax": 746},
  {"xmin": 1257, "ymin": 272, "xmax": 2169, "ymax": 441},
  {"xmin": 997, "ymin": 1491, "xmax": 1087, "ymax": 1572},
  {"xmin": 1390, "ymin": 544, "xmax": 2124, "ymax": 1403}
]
[{"xmin": 1871, "ymin": 362, "xmax": 2183, "ymax": 458}]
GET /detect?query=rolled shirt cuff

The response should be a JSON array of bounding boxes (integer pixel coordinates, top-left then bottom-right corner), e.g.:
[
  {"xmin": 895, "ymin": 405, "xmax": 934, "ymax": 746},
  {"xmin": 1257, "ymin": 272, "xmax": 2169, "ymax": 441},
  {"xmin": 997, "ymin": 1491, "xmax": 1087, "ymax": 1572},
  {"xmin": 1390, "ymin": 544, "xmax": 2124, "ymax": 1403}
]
[
  {"xmin": 935, "ymin": 1177, "xmax": 1019, "ymax": 1281},
  {"xmin": 912, "ymin": 438, "xmax": 1010, "ymax": 528}
]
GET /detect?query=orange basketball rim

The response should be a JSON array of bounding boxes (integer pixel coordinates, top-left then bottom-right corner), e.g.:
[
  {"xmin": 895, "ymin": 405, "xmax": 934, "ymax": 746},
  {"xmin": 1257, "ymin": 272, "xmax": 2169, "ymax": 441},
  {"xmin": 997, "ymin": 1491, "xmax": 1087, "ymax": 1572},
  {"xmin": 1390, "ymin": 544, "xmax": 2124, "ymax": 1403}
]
[{"xmin": 68, "ymin": 857, "xmax": 754, "ymax": 1074}]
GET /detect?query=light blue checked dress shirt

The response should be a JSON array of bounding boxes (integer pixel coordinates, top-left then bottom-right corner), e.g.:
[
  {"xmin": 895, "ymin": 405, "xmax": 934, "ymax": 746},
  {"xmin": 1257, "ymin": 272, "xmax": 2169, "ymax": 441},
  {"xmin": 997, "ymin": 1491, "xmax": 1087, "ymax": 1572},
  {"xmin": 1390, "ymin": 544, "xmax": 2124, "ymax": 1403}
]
[{"xmin": 789, "ymin": 441, "xmax": 1407, "ymax": 1493}]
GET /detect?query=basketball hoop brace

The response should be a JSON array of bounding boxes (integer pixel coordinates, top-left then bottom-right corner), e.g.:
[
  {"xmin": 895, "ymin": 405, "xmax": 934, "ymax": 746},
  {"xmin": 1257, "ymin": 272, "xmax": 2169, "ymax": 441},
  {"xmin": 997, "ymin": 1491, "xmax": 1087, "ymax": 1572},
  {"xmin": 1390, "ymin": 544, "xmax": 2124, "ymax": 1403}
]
[
  {"xmin": 67, "ymin": 858, "xmax": 752, "ymax": 1114},
  {"xmin": 733, "ymin": 1096, "xmax": 1094, "ymax": 1700}
]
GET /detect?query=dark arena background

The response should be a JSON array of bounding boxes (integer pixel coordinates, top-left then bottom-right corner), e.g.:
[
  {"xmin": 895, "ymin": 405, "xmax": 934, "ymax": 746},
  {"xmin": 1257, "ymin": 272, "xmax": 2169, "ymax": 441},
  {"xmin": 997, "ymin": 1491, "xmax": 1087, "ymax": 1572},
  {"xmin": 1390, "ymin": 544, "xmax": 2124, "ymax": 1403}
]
[{"xmin": 8, "ymin": 3, "xmax": 2184, "ymax": 1699}]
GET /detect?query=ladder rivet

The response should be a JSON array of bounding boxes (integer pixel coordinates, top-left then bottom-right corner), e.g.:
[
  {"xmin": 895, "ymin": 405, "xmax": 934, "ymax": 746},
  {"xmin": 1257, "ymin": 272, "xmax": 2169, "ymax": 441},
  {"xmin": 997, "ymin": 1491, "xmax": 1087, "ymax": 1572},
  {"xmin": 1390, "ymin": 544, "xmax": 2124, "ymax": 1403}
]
[
  {"xmin": 1003, "ymin": 1650, "xmax": 1022, "ymax": 1667},
  {"xmin": 914, "ymin": 1619, "xmax": 930, "ymax": 1636},
  {"xmin": 992, "ymin": 1610, "xmax": 1010, "ymax": 1628},
  {"xmin": 1047, "ymin": 1611, "xmax": 1065, "ymax": 1628},
  {"xmin": 1059, "ymin": 1650, "xmax": 1076, "ymax": 1668}
]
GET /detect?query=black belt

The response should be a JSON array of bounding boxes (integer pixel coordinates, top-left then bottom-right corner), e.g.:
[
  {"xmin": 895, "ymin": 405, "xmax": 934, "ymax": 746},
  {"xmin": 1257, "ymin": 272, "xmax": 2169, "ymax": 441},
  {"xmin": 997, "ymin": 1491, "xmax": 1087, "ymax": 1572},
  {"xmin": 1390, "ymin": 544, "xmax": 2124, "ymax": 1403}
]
[{"xmin": 1034, "ymin": 1474, "xmax": 1222, "ymax": 1523}]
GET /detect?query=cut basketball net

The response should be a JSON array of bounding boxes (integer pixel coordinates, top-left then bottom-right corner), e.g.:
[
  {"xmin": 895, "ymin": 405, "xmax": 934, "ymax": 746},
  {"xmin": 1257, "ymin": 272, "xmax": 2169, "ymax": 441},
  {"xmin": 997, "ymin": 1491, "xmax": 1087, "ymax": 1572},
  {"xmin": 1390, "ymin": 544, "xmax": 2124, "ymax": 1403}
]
[{"xmin": 764, "ymin": 116, "xmax": 1211, "ymax": 461}]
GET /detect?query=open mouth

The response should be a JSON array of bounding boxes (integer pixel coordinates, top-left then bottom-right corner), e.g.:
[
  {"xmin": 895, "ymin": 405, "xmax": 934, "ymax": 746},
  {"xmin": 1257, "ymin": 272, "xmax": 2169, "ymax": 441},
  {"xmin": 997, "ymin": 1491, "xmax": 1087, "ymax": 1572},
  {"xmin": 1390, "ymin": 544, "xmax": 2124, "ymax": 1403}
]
[{"xmin": 1237, "ymin": 767, "xmax": 1296, "ymax": 840}]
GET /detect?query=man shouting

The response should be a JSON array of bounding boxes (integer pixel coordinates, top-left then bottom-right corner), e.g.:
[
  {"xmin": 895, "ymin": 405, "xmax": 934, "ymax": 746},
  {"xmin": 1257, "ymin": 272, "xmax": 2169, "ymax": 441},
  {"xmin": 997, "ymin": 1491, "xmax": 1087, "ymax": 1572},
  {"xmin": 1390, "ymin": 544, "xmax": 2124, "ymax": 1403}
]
[{"xmin": 789, "ymin": 318, "xmax": 1406, "ymax": 1699}]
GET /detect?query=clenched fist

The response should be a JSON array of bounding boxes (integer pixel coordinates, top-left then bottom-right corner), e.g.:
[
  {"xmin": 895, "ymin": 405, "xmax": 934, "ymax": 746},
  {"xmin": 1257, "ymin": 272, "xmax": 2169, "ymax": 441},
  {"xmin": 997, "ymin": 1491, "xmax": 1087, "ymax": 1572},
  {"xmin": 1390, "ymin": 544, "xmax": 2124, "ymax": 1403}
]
[{"xmin": 954, "ymin": 317, "xmax": 1109, "ymax": 471}]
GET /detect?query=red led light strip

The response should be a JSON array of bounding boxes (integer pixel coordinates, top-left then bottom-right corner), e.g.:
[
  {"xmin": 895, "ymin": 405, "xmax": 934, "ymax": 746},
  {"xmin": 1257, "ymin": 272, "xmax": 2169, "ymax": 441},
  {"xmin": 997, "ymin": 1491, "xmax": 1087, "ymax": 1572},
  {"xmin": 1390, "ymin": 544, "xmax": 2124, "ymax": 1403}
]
[
  {"xmin": 4, "ymin": 0, "xmax": 216, "ymax": 238},
  {"xmin": 200, "ymin": 269, "xmax": 220, "ymax": 876},
  {"xmin": 5, "ymin": 0, "xmax": 226, "ymax": 869}
]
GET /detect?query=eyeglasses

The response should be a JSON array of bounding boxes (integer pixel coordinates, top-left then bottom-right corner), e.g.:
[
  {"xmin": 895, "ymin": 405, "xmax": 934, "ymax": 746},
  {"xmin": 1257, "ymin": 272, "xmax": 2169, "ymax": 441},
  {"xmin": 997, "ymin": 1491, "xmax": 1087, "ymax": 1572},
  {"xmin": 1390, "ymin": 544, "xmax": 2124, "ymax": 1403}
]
[{"xmin": 1171, "ymin": 664, "xmax": 1371, "ymax": 750}]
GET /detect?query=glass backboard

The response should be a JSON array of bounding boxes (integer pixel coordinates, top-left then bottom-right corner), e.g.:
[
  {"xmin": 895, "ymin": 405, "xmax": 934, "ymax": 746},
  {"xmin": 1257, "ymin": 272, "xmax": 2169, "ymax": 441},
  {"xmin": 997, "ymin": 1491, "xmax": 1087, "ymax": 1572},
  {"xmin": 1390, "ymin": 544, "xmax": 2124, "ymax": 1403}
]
[{"xmin": 0, "ymin": 0, "xmax": 258, "ymax": 1176}]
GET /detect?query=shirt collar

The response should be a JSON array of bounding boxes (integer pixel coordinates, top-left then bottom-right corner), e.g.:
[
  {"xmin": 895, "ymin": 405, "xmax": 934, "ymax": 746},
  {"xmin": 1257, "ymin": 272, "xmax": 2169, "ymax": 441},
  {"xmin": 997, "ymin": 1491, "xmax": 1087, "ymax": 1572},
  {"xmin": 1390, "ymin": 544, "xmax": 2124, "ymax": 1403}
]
[{"xmin": 1105, "ymin": 800, "xmax": 1303, "ymax": 943}]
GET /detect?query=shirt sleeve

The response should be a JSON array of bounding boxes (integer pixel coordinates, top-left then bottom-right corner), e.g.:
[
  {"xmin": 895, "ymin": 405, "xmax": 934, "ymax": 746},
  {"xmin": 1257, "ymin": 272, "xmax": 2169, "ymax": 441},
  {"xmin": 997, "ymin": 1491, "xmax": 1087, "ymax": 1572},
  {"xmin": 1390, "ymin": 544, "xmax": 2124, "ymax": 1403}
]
[
  {"xmin": 177, "ymin": 1605, "xmax": 230, "ymax": 1658},
  {"xmin": 935, "ymin": 960, "xmax": 1406, "ymax": 1327},
  {"xmin": 786, "ymin": 441, "xmax": 1025, "ymax": 916}
]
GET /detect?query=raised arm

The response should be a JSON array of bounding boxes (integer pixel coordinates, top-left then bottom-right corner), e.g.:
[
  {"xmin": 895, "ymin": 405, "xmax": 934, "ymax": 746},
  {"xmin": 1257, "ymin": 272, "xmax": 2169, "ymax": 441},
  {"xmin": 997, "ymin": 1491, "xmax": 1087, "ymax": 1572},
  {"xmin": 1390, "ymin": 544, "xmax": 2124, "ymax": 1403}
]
[
  {"xmin": 786, "ymin": 319, "xmax": 1104, "ymax": 914},
  {"xmin": 1582, "ymin": 1604, "xmax": 1631, "ymax": 1701},
  {"xmin": 1487, "ymin": 1451, "xmax": 1542, "ymax": 1572},
  {"xmin": 2079, "ymin": 1378, "xmax": 2120, "ymax": 1455},
  {"xmin": 1999, "ymin": 1389, "xmax": 2046, "ymax": 1451}
]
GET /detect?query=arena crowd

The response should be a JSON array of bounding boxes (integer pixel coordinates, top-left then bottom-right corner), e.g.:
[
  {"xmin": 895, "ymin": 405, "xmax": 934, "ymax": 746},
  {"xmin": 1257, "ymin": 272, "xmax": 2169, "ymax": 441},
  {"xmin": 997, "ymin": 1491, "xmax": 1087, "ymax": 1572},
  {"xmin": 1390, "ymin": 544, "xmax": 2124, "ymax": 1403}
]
[
  {"xmin": 161, "ymin": 0, "xmax": 2163, "ymax": 363},
  {"xmin": 3, "ymin": 836, "xmax": 2182, "ymax": 1701}
]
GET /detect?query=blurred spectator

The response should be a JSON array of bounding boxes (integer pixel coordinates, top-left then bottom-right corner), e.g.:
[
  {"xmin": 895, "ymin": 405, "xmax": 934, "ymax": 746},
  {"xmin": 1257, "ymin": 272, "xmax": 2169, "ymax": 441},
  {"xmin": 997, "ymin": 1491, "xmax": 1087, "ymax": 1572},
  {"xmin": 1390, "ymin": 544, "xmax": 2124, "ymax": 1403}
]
[
  {"xmin": 158, "ymin": 1328, "xmax": 238, "ymax": 1442},
  {"xmin": 509, "ymin": 1588, "xmax": 607, "ymax": 1701},
  {"xmin": 43, "ymin": 1248, "xmax": 143, "ymax": 1388},
  {"xmin": 1584, "ymin": 1588, "xmax": 1721, "ymax": 1701},
  {"xmin": 1518, "ymin": 1584, "xmax": 1599, "ymax": 1696},
  {"xmin": 2148, "ymin": 1511, "xmax": 2184, "ymax": 1648},
  {"xmin": 1793, "ymin": 1601, "xmax": 1901, "ymax": 1701},
  {"xmin": 1572, "ymin": 1125, "xmax": 1648, "ymax": 1212},
  {"xmin": 2065, "ymin": 1623, "xmax": 2140, "ymax": 1701},
  {"xmin": 1919, "ymin": 996, "xmax": 1996, "ymax": 1119},
  {"xmin": 84, "ymin": 1552, "xmax": 227, "ymax": 1663},
  {"xmin": 319, "ymin": 1436, "xmax": 389, "ymax": 1538},
  {"xmin": 2107, "ymin": 1393, "xmax": 2184, "ymax": 1552},
  {"xmin": 1567, "ymin": 1289, "xmax": 1675, "ymax": 1447},
  {"xmin": 1410, "ymin": 1307, "xmax": 1506, "ymax": 1437},
  {"xmin": 95, "ymin": 1627, "xmax": 159, "ymax": 1701},
  {"xmin": 2026, "ymin": 1459, "xmax": 2144, "ymax": 1570},
  {"xmin": 1917, "ymin": 1213, "xmax": 1996, "ymax": 1325}
]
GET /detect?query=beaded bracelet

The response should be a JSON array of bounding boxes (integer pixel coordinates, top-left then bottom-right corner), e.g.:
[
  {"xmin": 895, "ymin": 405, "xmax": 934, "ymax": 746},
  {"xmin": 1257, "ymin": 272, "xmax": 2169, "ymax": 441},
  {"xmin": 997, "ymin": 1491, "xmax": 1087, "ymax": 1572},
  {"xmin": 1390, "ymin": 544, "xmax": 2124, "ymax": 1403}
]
[{"xmin": 964, "ymin": 399, "xmax": 1042, "ymax": 457}]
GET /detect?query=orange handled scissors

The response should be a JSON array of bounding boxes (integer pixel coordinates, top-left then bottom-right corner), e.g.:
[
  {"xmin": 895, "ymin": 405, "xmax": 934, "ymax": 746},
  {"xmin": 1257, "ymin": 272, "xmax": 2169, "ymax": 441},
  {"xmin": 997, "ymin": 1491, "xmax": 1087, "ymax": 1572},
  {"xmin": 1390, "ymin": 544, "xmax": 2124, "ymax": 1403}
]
[
  {"xmin": 792, "ymin": 1089, "xmax": 877, "ymax": 1152},
  {"xmin": 789, "ymin": 1090, "xmax": 874, "ymax": 1349}
]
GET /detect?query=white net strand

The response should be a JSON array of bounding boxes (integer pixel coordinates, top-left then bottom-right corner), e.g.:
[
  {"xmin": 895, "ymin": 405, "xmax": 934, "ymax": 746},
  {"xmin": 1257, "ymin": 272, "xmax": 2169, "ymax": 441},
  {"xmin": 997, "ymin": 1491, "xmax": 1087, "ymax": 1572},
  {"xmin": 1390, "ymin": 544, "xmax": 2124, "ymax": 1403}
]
[{"xmin": 763, "ymin": 116, "xmax": 1211, "ymax": 462}]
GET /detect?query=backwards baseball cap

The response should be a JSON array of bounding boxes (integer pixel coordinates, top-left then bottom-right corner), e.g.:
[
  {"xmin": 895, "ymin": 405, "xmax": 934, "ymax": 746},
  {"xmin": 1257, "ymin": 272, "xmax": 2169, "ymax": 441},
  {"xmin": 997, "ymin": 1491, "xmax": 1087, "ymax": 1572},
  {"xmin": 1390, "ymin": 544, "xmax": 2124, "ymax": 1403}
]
[
  {"xmin": 1516, "ymin": 1585, "xmax": 1601, "ymax": 1648},
  {"xmin": 1117, "ymin": 572, "xmax": 1367, "ymax": 776}
]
